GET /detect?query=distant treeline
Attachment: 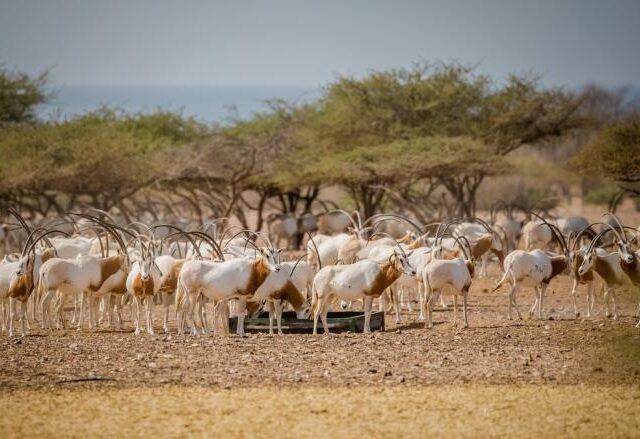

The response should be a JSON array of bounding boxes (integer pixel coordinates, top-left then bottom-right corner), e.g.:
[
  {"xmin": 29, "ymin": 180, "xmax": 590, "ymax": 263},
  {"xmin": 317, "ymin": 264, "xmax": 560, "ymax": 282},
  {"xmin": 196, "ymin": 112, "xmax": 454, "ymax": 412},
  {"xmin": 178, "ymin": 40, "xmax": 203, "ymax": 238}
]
[{"xmin": 0, "ymin": 63, "xmax": 638, "ymax": 226}]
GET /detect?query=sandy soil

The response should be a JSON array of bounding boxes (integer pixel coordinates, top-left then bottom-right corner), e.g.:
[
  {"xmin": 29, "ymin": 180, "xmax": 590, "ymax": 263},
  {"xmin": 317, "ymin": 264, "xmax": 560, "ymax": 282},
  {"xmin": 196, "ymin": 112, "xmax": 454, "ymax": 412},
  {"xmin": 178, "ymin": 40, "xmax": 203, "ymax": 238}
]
[
  {"xmin": 1, "ymin": 267, "xmax": 639, "ymax": 436},
  {"xmin": 2, "ymin": 385, "xmax": 639, "ymax": 438}
]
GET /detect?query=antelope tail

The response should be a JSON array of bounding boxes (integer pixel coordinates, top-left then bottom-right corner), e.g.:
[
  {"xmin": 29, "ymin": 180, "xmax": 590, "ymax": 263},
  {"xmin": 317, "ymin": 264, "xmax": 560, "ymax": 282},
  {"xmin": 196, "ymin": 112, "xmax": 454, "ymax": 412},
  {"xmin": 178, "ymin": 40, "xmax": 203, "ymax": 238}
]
[
  {"xmin": 492, "ymin": 262, "xmax": 513, "ymax": 292},
  {"xmin": 309, "ymin": 282, "xmax": 318, "ymax": 320}
]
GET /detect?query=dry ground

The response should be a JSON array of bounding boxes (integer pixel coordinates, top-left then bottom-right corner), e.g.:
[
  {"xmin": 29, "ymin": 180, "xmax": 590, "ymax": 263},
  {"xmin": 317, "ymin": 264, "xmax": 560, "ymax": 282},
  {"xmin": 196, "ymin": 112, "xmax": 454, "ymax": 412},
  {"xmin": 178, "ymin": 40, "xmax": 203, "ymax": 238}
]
[
  {"xmin": 1, "ymin": 269, "xmax": 639, "ymax": 437},
  {"xmin": 2, "ymin": 385, "xmax": 639, "ymax": 438}
]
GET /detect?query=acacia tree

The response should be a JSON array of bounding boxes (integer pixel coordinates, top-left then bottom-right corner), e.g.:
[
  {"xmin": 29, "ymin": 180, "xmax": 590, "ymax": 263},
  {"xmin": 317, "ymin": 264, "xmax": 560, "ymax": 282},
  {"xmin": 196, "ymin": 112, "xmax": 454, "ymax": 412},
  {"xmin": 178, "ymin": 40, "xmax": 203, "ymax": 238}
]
[
  {"xmin": 0, "ymin": 67, "xmax": 49, "ymax": 124},
  {"xmin": 0, "ymin": 109, "xmax": 208, "ymax": 219},
  {"xmin": 273, "ymin": 63, "xmax": 582, "ymax": 218},
  {"xmin": 572, "ymin": 117, "xmax": 640, "ymax": 197}
]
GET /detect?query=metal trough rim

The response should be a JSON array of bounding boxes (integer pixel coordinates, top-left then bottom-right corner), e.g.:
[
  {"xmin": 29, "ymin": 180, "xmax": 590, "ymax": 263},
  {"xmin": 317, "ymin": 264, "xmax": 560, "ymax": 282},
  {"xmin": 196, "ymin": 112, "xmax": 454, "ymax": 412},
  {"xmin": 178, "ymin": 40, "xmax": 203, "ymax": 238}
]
[{"xmin": 229, "ymin": 310, "xmax": 385, "ymax": 333}]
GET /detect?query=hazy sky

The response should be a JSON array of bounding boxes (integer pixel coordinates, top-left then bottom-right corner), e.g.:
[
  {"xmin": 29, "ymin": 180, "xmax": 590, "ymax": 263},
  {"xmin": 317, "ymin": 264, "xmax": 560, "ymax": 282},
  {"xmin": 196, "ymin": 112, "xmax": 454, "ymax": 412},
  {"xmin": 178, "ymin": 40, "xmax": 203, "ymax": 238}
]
[{"xmin": 1, "ymin": 0, "xmax": 639, "ymax": 88}]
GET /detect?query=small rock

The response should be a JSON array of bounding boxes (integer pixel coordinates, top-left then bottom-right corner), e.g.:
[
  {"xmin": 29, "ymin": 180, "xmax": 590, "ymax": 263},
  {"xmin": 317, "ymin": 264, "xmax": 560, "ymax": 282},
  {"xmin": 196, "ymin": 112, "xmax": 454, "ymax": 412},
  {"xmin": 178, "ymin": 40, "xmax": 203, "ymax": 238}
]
[
  {"xmin": 384, "ymin": 371, "xmax": 393, "ymax": 377},
  {"xmin": 148, "ymin": 362, "xmax": 157, "ymax": 369},
  {"xmin": 13, "ymin": 339, "xmax": 22, "ymax": 345},
  {"xmin": 136, "ymin": 354, "xmax": 144, "ymax": 361},
  {"xmin": 368, "ymin": 368, "xmax": 378, "ymax": 374},
  {"xmin": 548, "ymin": 316, "xmax": 554, "ymax": 321},
  {"xmin": 69, "ymin": 343, "xmax": 77, "ymax": 349},
  {"xmin": 398, "ymin": 376, "xmax": 406, "ymax": 383},
  {"xmin": 544, "ymin": 325, "xmax": 550, "ymax": 330},
  {"xmin": 593, "ymin": 367, "xmax": 604, "ymax": 373}
]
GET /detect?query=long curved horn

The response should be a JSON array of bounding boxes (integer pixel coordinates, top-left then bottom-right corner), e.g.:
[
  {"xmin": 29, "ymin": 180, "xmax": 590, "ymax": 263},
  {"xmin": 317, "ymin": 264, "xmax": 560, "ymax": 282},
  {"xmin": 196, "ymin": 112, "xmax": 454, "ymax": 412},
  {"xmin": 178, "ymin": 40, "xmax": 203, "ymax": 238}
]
[
  {"xmin": 288, "ymin": 253, "xmax": 307, "ymax": 279},
  {"xmin": 188, "ymin": 231, "xmax": 225, "ymax": 260},
  {"xmin": 77, "ymin": 226, "xmax": 109, "ymax": 257},
  {"xmin": 367, "ymin": 231, "xmax": 409, "ymax": 259},
  {"xmin": 306, "ymin": 232, "xmax": 322, "ymax": 270},
  {"xmin": 24, "ymin": 229, "xmax": 69, "ymax": 256},
  {"xmin": 20, "ymin": 227, "xmax": 51, "ymax": 256},
  {"xmin": 602, "ymin": 213, "xmax": 628, "ymax": 243},
  {"xmin": 8, "ymin": 209, "xmax": 55, "ymax": 250},
  {"xmin": 530, "ymin": 212, "xmax": 569, "ymax": 255},
  {"xmin": 490, "ymin": 200, "xmax": 509, "ymax": 223},
  {"xmin": 164, "ymin": 231, "xmax": 203, "ymax": 258},
  {"xmin": 328, "ymin": 209, "xmax": 360, "ymax": 233},
  {"xmin": 436, "ymin": 219, "xmax": 463, "ymax": 246},
  {"xmin": 363, "ymin": 213, "xmax": 424, "ymax": 235},
  {"xmin": 571, "ymin": 223, "xmax": 606, "ymax": 251},
  {"xmin": 466, "ymin": 217, "xmax": 494, "ymax": 235},
  {"xmin": 223, "ymin": 230, "xmax": 255, "ymax": 249},
  {"xmin": 71, "ymin": 213, "xmax": 129, "ymax": 257},
  {"xmin": 586, "ymin": 229, "xmax": 610, "ymax": 254},
  {"xmin": 7, "ymin": 207, "xmax": 33, "ymax": 234},
  {"xmin": 452, "ymin": 236, "xmax": 472, "ymax": 261},
  {"xmin": 87, "ymin": 207, "xmax": 119, "ymax": 225},
  {"xmin": 217, "ymin": 225, "xmax": 245, "ymax": 247},
  {"xmin": 353, "ymin": 210, "xmax": 363, "ymax": 230}
]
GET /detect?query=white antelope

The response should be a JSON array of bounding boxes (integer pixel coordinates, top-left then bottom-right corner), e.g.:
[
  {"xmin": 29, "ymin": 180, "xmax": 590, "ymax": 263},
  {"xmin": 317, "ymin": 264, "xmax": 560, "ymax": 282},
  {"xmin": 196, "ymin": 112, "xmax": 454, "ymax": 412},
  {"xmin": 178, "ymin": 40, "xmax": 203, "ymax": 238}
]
[
  {"xmin": 578, "ymin": 217, "xmax": 638, "ymax": 324},
  {"xmin": 453, "ymin": 219, "xmax": 505, "ymax": 277},
  {"xmin": 311, "ymin": 246, "xmax": 416, "ymax": 335},
  {"xmin": 251, "ymin": 259, "xmax": 313, "ymax": 334},
  {"xmin": 37, "ymin": 218, "xmax": 130, "ymax": 330},
  {"xmin": 126, "ymin": 240, "xmax": 165, "ymax": 335},
  {"xmin": 176, "ymin": 251, "xmax": 277, "ymax": 336},
  {"xmin": 1, "ymin": 230, "xmax": 58, "ymax": 336},
  {"xmin": 493, "ymin": 219, "xmax": 570, "ymax": 321},
  {"xmin": 421, "ymin": 233, "xmax": 476, "ymax": 329}
]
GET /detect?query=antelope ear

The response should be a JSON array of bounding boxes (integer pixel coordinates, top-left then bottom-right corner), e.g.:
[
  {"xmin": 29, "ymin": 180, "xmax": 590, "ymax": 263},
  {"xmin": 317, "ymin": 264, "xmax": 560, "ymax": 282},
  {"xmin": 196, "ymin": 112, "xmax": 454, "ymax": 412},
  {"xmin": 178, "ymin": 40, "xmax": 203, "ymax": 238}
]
[{"xmin": 277, "ymin": 249, "xmax": 283, "ymax": 253}]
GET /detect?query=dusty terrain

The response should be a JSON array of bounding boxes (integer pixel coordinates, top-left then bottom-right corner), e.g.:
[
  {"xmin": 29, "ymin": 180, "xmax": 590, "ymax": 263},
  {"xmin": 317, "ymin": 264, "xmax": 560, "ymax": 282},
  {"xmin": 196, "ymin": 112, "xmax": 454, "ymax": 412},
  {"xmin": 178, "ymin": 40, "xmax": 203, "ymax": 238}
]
[{"xmin": 1, "ymin": 269, "xmax": 639, "ymax": 436}]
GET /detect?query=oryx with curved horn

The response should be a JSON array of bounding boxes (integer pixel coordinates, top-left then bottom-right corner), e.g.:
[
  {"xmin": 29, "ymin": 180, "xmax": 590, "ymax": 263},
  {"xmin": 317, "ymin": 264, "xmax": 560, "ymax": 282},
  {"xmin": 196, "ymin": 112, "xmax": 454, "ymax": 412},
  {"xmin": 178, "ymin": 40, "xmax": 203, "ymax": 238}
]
[
  {"xmin": 493, "ymin": 214, "xmax": 572, "ymax": 321},
  {"xmin": 38, "ymin": 214, "xmax": 131, "ymax": 330},
  {"xmin": 310, "ymin": 239, "xmax": 416, "ymax": 334}
]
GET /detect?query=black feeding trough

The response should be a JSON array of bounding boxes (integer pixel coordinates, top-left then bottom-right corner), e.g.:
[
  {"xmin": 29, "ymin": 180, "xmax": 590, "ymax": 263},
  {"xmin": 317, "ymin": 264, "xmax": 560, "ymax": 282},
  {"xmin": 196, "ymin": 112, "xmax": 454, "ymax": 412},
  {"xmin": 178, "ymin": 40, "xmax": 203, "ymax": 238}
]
[{"xmin": 228, "ymin": 310, "xmax": 385, "ymax": 334}]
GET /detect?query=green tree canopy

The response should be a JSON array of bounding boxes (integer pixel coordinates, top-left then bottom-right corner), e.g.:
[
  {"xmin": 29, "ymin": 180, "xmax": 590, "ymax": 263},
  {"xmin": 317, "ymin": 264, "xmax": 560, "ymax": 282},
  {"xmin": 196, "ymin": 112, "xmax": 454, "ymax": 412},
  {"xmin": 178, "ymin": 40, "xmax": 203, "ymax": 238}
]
[
  {"xmin": 572, "ymin": 117, "xmax": 640, "ymax": 195},
  {"xmin": 0, "ymin": 67, "xmax": 49, "ymax": 124}
]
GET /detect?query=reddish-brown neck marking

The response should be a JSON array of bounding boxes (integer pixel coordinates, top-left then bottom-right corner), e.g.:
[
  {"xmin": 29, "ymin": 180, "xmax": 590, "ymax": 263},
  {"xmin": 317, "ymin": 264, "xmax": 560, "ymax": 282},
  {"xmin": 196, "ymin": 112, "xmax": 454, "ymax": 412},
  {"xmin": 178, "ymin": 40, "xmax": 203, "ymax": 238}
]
[
  {"xmin": 271, "ymin": 280, "xmax": 306, "ymax": 310},
  {"xmin": 619, "ymin": 254, "xmax": 640, "ymax": 285},
  {"xmin": 465, "ymin": 260, "xmax": 475, "ymax": 278},
  {"xmin": 472, "ymin": 234, "xmax": 493, "ymax": 259},
  {"xmin": 593, "ymin": 254, "xmax": 621, "ymax": 285},
  {"xmin": 242, "ymin": 257, "xmax": 272, "ymax": 296},
  {"xmin": 160, "ymin": 259, "xmax": 187, "ymax": 294},
  {"xmin": 544, "ymin": 256, "xmax": 567, "ymax": 284},
  {"xmin": 364, "ymin": 261, "xmax": 401, "ymax": 297},
  {"xmin": 132, "ymin": 272, "xmax": 155, "ymax": 297},
  {"xmin": 100, "ymin": 255, "xmax": 124, "ymax": 284}
]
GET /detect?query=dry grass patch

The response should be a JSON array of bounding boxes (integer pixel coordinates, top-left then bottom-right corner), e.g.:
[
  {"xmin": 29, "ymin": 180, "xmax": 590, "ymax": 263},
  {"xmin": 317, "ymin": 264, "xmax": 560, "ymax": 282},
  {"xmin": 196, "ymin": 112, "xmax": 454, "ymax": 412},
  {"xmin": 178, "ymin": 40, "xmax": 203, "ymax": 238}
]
[{"xmin": 1, "ymin": 385, "xmax": 639, "ymax": 438}]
